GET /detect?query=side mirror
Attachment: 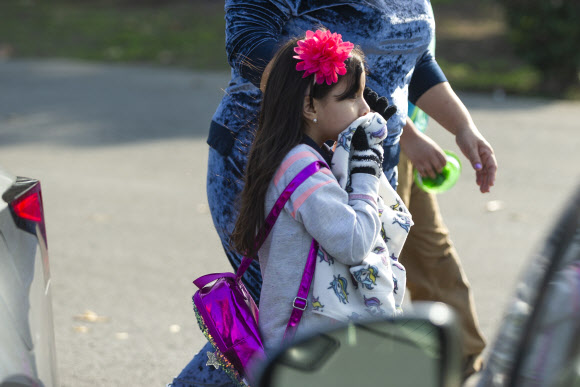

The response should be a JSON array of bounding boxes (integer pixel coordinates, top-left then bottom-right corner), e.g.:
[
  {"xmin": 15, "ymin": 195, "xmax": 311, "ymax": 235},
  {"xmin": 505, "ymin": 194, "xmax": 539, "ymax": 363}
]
[{"xmin": 253, "ymin": 302, "xmax": 462, "ymax": 387}]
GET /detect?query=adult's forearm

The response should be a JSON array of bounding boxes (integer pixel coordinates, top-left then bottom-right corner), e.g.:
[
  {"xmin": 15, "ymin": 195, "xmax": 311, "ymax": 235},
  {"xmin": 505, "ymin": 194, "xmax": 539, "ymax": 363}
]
[
  {"xmin": 416, "ymin": 82, "xmax": 497, "ymax": 193},
  {"xmin": 415, "ymin": 82, "xmax": 478, "ymax": 136},
  {"xmin": 399, "ymin": 117, "xmax": 421, "ymax": 147}
]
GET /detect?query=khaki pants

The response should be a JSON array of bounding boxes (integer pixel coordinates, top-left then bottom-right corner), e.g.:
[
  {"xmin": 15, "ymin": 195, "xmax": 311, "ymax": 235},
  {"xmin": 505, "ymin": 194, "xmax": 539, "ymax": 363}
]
[{"xmin": 397, "ymin": 151, "xmax": 486, "ymax": 375}]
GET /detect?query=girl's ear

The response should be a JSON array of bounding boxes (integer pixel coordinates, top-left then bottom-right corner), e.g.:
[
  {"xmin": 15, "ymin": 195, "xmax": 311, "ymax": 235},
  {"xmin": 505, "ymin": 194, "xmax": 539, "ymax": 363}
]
[{"xmin": 303, "ymin": 95, "xmax": 318, "ymax": 122}]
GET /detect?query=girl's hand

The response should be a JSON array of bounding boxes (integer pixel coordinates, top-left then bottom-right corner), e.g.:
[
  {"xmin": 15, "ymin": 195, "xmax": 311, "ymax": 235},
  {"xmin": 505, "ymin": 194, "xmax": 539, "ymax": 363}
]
[
  {"xmin": 455, "ymin": 128, "xmax": 497, "ymax": 193},
  {"xmin": 349, "ymin": 113, "xmax": 387, "ymax": 178}
]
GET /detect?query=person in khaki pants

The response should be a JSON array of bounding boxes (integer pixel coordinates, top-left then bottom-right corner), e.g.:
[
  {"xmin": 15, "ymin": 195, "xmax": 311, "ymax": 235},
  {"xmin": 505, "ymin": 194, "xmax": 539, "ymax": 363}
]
[{"xmin": 398, "ymin": 100, "xmax": 489, "ymax": 380}]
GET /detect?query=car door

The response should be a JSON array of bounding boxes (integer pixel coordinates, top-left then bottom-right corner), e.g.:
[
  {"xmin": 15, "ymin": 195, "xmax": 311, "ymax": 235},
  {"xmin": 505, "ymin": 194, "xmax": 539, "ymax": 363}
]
[{"xmin": 478, "ymin": 185, "xmax": 580, "ymax": 387}]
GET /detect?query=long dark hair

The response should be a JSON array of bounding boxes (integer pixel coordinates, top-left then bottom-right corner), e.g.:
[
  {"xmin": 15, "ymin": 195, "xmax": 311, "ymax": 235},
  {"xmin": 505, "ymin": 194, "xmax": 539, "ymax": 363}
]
[{"xmin": 231, "ymin": 35, "xmax": 365, "ymax": 258}]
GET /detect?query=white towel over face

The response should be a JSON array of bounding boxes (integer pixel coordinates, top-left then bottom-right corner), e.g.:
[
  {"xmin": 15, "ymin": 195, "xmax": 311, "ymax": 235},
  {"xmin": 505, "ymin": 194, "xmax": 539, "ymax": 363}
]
[{"xmin": 311, "ymin": 112, "xmax": 413, "ymax": 321}]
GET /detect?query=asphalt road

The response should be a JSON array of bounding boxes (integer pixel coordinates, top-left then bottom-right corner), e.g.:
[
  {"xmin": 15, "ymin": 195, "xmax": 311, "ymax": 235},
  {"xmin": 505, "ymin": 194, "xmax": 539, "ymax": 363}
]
[{"xmin": 1, "ymin": 59, "xmax": 579, "ymax": 386}]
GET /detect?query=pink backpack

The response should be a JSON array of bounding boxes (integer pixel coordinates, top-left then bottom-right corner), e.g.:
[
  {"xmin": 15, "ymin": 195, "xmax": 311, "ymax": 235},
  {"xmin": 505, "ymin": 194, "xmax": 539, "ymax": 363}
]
[{"xmin": 193, "ymin": 161, "xmax": 326, "ymax": 386}]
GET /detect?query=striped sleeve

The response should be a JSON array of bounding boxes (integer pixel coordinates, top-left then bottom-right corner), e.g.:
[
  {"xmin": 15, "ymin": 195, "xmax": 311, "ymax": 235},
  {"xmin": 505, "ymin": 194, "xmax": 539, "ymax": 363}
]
[
  {"xmin": 272, "ymin": 145, "xmax": 334, "ymax": 217},
  {"xmin": 273, "ymin": 145, "xmax": 382, "ymax": 267}
]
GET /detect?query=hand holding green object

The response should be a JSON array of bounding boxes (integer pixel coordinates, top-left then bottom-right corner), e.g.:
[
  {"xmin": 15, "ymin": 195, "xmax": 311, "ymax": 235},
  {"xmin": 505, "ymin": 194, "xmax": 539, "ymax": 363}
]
[{"xmin": 414, "ymin": 150, "xmax": 461, "ymax": 193}]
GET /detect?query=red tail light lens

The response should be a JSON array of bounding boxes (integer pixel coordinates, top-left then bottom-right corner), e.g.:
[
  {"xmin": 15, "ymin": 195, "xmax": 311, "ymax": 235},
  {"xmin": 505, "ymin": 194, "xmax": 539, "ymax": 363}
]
[
  {"xmin": 7, "ymin": 180, "xmax": 47, "ymax": 243},
  {"xmin": 12, "ymin": 184, "xmax": 43, "ymax": 222}
]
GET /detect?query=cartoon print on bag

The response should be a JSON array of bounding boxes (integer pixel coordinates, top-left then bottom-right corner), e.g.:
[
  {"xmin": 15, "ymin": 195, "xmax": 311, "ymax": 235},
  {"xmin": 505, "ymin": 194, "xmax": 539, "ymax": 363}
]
[
  {"xmin": 328, "ymin": 274, "xmax": 349, "ymax": 304},
  {"xmin": 392, "ymin": 261, "xmax": 405, "ymax": 272},
  {"xmin": 380, "ymin": 224, "xmax": 390, "ymax": 244},
  {"xmin": 390, "ymin": 200, "xmax": 401, "ymax": 212},
  {"xmin": 393, "ymin": 275, "xmax": 398, "ymax": 294},
  {"xmin": 364, "ymin": 295, "xmax": 385, "ymax": 316},
  {"xmin": 312, "ymin": 296, "xmax": 324, "ymax": 312},
  {"xmin": 352, "ymin": 264, "xmax": 379, "ymax": 290},
  {"xmin": 317, "ymin": 248, "xmax": 335, "ymax": 265},
  {"xmin": 335, "ymin": 127, "xmax": 356, "ymax": 152},
  {"xmin": 369, "ymin": 125, "xmax": 387, "ymax": 142},
  {"xmin": 368, "ymin": 113, "xmax": 386, "ymax": 130},
  {"xmin": 392, "ymin": 213, "xmax": 412, "ymax": 232},
  {"xmin": 390, "ymin": 253, "xmax": 398, "ymax": 261},
  {"xmin": 390, "ymin": 199, "xmax": 409, "ymax": 214},
  {"xmin": 373, "ymin": 245, "xmax": 386, "ymax": 254},
  {"xmin": 350, "ymin": 273, "xmax": 359, "ymax": 290}
]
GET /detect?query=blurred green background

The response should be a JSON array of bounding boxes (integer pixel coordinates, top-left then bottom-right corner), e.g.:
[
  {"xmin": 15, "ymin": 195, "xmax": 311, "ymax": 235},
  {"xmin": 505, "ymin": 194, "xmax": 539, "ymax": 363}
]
[{"xmin": 1, "ymin": 0, "xmax": 578, "ymax": 98}]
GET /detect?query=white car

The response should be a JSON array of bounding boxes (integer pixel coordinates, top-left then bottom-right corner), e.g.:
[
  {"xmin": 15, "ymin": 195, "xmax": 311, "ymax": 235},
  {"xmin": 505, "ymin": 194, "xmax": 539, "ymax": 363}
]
[{"xmin": 0, "ymin": 167, "xmax": 58, "ymax": 387}]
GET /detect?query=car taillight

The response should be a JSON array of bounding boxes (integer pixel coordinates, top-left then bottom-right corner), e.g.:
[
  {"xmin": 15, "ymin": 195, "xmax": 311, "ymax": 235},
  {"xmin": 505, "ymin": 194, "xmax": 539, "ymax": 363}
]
[
  {"xmin": 12, "ymin": 184, "xmax": 43, "ymax": 222},
  {"xmin": 5, "ymin": 178, "xmax": 47, "ymax": 244}
]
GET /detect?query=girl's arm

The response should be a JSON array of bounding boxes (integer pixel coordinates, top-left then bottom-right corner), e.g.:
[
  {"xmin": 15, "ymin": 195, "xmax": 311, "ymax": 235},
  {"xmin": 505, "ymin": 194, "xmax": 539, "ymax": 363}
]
[
  {"xmin": 280, "ymin": 149, "xmax": 381, "ymax": 267},
  {"xmin": 297, "ymin": 173, "xmax": 381, "ymax": 267}
]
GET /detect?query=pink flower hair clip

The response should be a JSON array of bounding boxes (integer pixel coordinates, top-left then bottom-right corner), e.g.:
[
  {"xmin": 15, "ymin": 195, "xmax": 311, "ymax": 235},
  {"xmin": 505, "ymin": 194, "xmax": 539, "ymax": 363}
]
[{"xmin": 294, "ymin": 29, "xmax": 354, "ymax": 85}]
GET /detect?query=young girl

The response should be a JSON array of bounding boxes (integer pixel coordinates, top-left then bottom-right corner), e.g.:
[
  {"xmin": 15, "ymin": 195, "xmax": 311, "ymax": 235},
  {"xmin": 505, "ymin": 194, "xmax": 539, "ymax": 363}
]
[{"xmin": 231, "ymin": 30, "xmax": 396, "ymax": 351}]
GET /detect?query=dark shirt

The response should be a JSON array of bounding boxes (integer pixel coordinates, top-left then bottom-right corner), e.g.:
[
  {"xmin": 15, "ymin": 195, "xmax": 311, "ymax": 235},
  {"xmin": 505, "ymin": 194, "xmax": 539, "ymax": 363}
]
[{"xmin": 301, "ymin": 135, "xmax": 334, "ymax": 166}]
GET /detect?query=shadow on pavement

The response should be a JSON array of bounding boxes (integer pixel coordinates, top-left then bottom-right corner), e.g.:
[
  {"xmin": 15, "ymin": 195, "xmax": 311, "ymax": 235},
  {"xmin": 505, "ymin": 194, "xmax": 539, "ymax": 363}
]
[
  {"xmin": 0, "ymin": 59, "xmax": 561, "ymax": 148},
  {"xmin": 0, "ymin": 59, "xmax": 231, "ymax": 147}
]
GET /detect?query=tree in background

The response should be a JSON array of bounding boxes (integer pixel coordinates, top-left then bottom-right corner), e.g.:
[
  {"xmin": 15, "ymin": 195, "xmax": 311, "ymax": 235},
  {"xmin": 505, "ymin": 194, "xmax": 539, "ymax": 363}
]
[{"xmin": 500, "ymin": 0, "xmax": 580, "ymax": 96}]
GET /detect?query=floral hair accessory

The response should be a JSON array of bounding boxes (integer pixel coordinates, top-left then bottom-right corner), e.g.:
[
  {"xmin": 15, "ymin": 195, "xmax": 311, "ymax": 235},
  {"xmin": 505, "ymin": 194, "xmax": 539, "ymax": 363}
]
[{"xmin": 294, "ymin": 29, "xmax": 354, "ymax": 85}]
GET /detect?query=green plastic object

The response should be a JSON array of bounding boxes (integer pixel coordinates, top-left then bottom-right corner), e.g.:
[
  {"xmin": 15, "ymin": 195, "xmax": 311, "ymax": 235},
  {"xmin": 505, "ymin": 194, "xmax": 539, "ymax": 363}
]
[{"xmin": 414, "ymin": 150, "xmax": 462, "ymax": 194}]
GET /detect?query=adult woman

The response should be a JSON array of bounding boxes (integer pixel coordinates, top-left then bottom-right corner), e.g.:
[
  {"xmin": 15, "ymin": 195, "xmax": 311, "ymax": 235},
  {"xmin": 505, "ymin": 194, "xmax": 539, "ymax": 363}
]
[{"xmin": 170, "ymin": 1, "xmax": 496, "ymax": 385}]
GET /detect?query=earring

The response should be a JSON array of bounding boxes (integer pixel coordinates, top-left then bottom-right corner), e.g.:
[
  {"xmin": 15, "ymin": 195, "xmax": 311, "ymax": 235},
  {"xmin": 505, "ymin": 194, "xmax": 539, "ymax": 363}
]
[{"xmin": 313, "ymin": 118, "xmax": 318, "ymax": 123}]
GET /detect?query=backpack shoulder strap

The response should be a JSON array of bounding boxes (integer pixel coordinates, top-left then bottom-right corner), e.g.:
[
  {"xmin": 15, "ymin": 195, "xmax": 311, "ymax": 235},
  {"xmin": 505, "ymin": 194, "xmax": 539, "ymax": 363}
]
[
  {"xmin": 236, "ymin": 160, "xmax": 327, "ymax": 277},
  {"xmin": 283, "ymin": 238, "xmax": 319, "ymax": 342}
]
